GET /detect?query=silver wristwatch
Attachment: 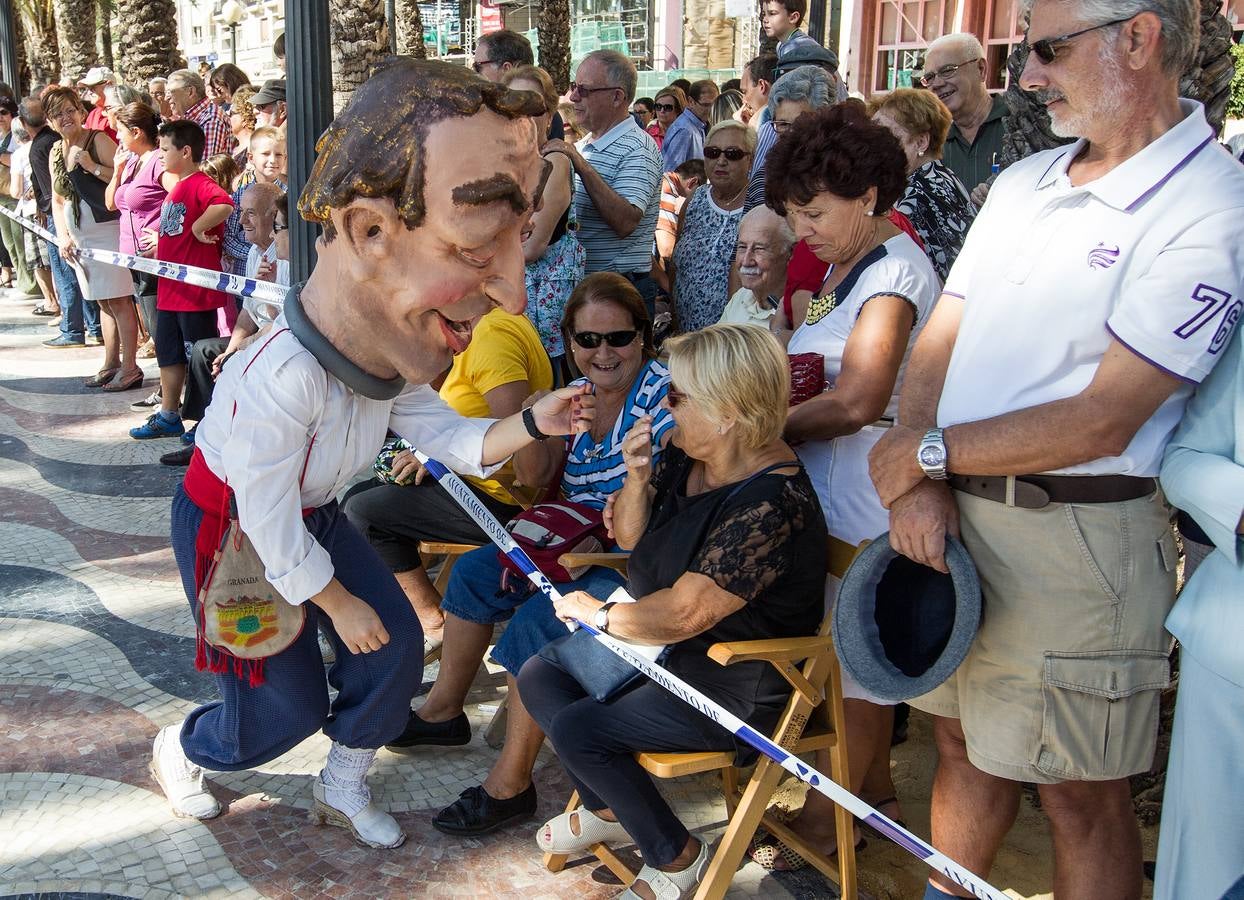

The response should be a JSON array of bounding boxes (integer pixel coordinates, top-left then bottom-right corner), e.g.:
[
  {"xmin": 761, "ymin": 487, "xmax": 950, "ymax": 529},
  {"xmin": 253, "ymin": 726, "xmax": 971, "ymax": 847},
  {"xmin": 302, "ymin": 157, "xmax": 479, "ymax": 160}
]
[
  {"xmin": 593, "ymin": 601, "xmax": 617, "ymax": 633},
  {"xmin": 917, "ymin": 427, "xmax": 949, "ymax": 480}
]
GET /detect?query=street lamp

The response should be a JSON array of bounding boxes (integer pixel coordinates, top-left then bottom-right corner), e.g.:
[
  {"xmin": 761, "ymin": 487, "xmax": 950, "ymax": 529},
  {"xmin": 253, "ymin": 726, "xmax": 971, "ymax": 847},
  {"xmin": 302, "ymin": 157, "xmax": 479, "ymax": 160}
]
[{"xmin": 221, "ymin": 0, "xmax": 246, "ymax": 65}]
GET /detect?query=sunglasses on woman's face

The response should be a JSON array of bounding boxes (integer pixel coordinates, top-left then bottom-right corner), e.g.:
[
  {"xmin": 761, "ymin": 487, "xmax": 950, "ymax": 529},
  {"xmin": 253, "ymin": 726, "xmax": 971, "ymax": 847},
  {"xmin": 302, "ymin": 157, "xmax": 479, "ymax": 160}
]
[
  {"xmin": 571, "ymin": 329, "xmax": 640, "ymax": 350},
  {"xmin": 653, "ymin": 102, "xmax": 676, "ymax": 112},
  {"xmin": 703, "ymin": 146, "xmax": 748, "ymax": 161},
  {"xmin": 665, "ymin": 384, "xmax": 688, "ymax": 408}
]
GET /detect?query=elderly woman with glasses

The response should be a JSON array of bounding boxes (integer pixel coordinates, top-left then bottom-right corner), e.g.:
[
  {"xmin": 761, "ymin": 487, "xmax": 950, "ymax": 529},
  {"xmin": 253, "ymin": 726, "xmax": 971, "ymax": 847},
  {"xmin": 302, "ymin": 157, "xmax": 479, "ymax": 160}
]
[
  {"xmin": 646, "ymin": 86, "xmax": 686, "ymax": 150},
  {"xmin": 669, "ymin": 121, "xmax": 755, "ymax": 333},
  {"xmin": 519, "ymin": 323, "xmax": 828, "ymax": 900},
  {"xmin": 387, "ymin": 273, "xmax": 677, "ymax": 837}
]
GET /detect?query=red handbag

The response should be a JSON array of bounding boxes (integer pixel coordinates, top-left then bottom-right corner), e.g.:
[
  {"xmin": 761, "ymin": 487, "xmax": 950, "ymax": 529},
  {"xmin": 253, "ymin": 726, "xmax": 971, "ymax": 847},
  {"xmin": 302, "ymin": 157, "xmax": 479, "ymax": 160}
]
[{"xmin": 789, "ymin": 352, "xmax": 826, "ymax": 406}]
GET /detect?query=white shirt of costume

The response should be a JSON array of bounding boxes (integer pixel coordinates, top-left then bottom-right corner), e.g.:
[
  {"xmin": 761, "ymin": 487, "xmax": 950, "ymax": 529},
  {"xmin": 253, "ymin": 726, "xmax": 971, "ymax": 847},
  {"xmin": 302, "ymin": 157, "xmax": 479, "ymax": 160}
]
[
  {"xmin": 718, "ymin": 288, "xmax": 778, "ymax": 328},
  {"xmin": 788, "ymin": 233, "xmax": 940, "ymax": 543},
  {"xmin": 194, "ymin": 319, "xmax": 498, "ymax": 606},
  {"xmin": 938, "ymin": 100, "xmax": 1244, "ymax": 477}
]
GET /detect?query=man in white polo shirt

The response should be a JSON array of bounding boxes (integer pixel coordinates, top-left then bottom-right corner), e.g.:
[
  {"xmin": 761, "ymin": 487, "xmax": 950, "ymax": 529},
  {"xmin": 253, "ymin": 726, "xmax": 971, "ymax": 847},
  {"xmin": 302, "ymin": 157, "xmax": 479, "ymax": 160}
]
[
  {"xmin": 543, "ymin": 50, "xmax": 663, "ymax": 312},
  {"xmin": 868, "ymin": 3, "xmax": 1244, "ymax": 898}
]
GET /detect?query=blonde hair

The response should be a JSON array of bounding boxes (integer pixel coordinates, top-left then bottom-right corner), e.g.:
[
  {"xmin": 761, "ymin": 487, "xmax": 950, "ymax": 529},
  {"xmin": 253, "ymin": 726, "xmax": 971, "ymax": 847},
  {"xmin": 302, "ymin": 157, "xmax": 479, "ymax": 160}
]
[
  {"xmin": 501, "ymin": 64, "xmax": 559, "ymax": 118},
  {"xmin": 665, "ymin": 324, "xmax": 789, "ymax": 448},
  {"xmin": 706, "ymin": 119, "xmax": 757, "ymax": 153},
  {"xmin": 201, "ymin": 153, "xmax": 242, "ymax": 192},
  {"xmin": 867, "ymin": 88, "xmax": 953, "ymax": 158}
]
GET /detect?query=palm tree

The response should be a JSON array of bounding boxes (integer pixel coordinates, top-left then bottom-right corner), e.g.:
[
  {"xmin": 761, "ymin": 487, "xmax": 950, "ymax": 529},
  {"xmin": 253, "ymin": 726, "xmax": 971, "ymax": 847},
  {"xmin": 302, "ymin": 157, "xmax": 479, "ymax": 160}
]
[
  {"xmin": 52, "ymin": 0, "xmax": 99, "ymax": 82},
  {"xmin": 329, "ymin": 0, "xmax": 390, "ymax": 112},
  {"xmin": 15, "ymin": 0, "xmax": 60, "ymax": 87},
  {"xmin": 1001, "ymin": 0, "xmax": 1236, "ymax": 167},
  {"xmin": 113, "ymin": 0, "xmax": 181, "ymax": 85},
  {"xmin": 394, "ymin": 0, "xmax": 427, "ymax": 59},
  {"xmin": 538, "ymin": 0, "xmax": 570, "ymax": 93}
]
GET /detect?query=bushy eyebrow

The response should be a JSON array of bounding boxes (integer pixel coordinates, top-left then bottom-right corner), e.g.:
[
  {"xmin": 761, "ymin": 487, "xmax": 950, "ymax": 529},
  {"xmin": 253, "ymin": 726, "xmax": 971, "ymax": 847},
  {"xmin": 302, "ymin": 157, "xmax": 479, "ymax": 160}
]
[{"xmin": 452, "ymin": 175, "xmax": 529, "ymax": 213}]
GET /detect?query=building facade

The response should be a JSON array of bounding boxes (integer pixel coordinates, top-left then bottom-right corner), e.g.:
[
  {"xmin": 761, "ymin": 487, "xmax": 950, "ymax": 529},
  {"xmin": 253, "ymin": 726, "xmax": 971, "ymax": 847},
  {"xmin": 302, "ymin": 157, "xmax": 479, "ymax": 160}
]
[{"xmin": 174, "ymin": 0, "xmax": 285, "ymax": 83}]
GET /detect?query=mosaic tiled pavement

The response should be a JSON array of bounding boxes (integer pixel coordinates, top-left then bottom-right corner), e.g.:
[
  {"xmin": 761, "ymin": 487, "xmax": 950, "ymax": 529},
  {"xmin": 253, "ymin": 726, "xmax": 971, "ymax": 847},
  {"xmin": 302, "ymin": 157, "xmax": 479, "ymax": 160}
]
[
  {"xmin": 0, "ymin": 289, "xmax": 863, "ymax": 900},
  {"xmin": 1, "ymin": 287, "xmax": 1167, "ymax": 899}
]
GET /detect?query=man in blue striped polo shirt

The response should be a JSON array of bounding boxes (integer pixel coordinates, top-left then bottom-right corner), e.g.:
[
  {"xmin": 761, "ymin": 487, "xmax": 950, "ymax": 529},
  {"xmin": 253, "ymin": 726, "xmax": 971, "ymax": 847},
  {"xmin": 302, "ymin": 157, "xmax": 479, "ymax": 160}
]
[{"xmin": 544, "ymin": 50, "xmax": 663, "ymax": 313}]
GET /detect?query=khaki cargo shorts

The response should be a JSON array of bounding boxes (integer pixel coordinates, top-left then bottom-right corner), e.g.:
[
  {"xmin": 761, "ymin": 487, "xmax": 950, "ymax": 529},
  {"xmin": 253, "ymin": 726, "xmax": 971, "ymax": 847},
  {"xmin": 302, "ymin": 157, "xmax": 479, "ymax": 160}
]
[{"xmin": 914, "ymin": 488, "xmax": 1177, "ymax": 783}]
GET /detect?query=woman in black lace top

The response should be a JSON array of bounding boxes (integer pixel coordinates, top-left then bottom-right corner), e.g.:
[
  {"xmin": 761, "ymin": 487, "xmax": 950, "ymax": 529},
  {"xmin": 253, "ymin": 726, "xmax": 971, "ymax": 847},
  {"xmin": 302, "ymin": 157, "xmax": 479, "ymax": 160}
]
[
  {"xmin": 869, "ymin": 88, "xmax": 977, "ymax": 282},
  {"xmin": 518, "ymin": 324, "xmax": 828, "ymax": 899}
]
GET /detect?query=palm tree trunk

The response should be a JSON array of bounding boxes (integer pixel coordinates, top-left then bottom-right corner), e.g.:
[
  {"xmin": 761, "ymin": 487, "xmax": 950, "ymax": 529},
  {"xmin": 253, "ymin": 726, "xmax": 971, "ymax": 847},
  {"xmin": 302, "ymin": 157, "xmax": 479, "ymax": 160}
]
[
  {"xmin": 329, "ymin": 0, "xmax": 391, "ymax": 113},
  {"xmin": 113, "ymin": 0, "xmax": 181, "ymax": 85},
  {"xmin": 52, "ymin": 0, "xmax": 98, "ymax": 82},
  {"xmin": 15, "ymin": 0, "xmax": 60, "ymax": 87},
  {"xmin": 538, "ymin": 0, "xmax": 570, "ymax": 94},
  {"xmin": 394, "ymin": 0, "xmax": 427, "ymax": 58}
]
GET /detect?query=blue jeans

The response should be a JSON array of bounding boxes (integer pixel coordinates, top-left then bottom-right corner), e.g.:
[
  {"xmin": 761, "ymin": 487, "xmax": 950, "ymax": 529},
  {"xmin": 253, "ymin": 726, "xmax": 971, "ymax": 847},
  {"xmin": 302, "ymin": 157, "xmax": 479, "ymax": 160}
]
[
  {"xmin": 46, "ymin": 220, "xmax": 98, "ymax": 342},
  {"xmin": 438, "ymin": 544, "xmax": 626, "ymax": 676}
]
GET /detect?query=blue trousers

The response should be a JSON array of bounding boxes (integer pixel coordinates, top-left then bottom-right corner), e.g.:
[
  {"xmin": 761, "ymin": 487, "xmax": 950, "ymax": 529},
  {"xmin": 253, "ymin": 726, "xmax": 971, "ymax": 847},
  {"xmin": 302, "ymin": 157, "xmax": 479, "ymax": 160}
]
[
  {"xmin": 46, "ymin": 221, "xmax": 98, "ymax": 342},
  {"xmin": 438, "ymin": 544, "xmax": 626, "ymax": 676},
  {"xmin": 518, "ymin": 655, "xmax": 734, "ymax": 867},
  {"xmin": 170, "ymin": 485, "xmax": 425, "ymax": 770}
]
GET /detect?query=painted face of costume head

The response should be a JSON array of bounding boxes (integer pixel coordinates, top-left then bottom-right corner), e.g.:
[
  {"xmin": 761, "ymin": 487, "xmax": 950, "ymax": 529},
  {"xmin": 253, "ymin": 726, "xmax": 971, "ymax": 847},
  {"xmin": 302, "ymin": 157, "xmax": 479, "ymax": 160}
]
[{"xmin": 300, "ymin": 59, "xmax": 550, "ymax": 386}]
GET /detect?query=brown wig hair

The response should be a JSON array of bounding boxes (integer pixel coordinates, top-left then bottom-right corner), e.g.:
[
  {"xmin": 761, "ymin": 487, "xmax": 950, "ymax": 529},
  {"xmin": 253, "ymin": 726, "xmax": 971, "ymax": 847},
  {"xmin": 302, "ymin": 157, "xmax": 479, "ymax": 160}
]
[
  {"xmin": 299, "ymin": 58, "xmax": 546, "ymax": 241},
  {"xmin": 765, "ymin": 102, "xmax": 908, "ymax": 216}
]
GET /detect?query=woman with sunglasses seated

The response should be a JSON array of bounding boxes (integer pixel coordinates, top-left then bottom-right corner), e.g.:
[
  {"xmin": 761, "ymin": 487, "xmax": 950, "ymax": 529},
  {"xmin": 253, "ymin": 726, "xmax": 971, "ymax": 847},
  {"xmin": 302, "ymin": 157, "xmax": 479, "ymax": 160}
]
[
  {"xmin": 669, "ymin": 121, "xmax": 756, "ymax": 334},
  {"xmin": 387, "ymin": 273, "xmax": 676, "ymax": 836},
  {"xmin": 518, "ymin": 324, "xmax": 828, "ymax": 900}
]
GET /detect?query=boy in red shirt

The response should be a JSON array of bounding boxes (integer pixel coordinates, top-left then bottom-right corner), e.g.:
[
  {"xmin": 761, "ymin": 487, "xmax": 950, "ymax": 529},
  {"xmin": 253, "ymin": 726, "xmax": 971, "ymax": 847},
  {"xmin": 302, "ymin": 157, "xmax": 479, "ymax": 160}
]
[{"xmin": 131, "ymin": 120, "xmax": 234, "ymax": 440}]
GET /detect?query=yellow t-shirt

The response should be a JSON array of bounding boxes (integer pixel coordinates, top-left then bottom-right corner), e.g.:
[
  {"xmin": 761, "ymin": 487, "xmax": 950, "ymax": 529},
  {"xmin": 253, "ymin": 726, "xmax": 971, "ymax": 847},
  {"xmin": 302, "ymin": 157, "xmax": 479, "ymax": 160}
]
[{"xmin": 440, "ymin": 309, "xmax": 553, "ymax": 504}]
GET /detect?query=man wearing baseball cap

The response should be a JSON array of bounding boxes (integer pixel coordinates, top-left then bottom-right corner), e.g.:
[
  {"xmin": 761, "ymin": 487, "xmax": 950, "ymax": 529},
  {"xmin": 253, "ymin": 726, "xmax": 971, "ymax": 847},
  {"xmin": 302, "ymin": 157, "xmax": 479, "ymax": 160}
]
[
  {"xmin": 77, "ymin": 66, "xmax": 117, "ymax": 140},
  {"xmin": 251, "ymin": 79, "xmax": 287, "ymax": 129}
]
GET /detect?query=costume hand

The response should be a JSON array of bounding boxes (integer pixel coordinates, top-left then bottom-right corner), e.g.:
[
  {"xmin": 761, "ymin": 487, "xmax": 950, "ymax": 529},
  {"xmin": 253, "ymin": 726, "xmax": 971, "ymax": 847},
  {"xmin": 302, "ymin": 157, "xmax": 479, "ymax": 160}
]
[
  {"xmin": 868, "ymin": 424, "xmax": 927, "ymax": 509},
  {"xmin": 531, "ymin": 383, "xmax": 595, "ymax": 437},
  {"xmin": 553, "ymin": 590, "xmax": 603, "ymax": 626},
  {"xmin": 313, "ymin": 582, "xmax": 391, "ymax": 654},
  {"xmin": 887, "ymin": 480, "xmax": 960, "ymax": 574},
  {"xmin": 390, "ymin": 450, "xmax": 427, "ymax": 485},
  {"xmin": 621, "ymin": 415, "xmax": 655, "ymax": 485}
]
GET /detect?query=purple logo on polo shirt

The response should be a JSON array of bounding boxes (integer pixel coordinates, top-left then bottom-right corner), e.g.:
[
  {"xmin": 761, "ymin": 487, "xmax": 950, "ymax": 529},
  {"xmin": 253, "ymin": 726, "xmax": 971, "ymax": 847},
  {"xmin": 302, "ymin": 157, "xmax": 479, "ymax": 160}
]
[{"xmin": 1087, "ymin": 243, "xmax": 1121, "ymax": 270}]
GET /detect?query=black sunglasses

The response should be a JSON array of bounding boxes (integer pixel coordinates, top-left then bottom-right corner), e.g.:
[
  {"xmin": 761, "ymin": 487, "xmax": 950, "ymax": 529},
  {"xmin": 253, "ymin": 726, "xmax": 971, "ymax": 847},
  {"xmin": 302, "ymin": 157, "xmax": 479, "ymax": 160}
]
[
  {"xmin": 653, "ymin": 102, "xmax": 676, "ymax": 112},
  {"xmin": 704, "ymin": 146, "xmax": 748, "ymax": 161},
  {"xmin": 666, "ymin": 383, "xmax": 688, "ymax": 408},
  {"xmin": 571, "ymin": 329, "xmax": 639, "ymax": 349},
  {"xmin": 1024, "ymin": 16, "xmax": 1133, "ymax": 65}
]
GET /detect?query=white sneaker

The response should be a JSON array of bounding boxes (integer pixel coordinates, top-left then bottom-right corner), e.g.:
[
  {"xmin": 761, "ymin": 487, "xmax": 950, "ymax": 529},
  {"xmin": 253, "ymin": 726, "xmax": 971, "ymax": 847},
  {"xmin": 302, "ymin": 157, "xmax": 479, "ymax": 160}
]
[
  {"xmin": 311, "ymin": 776, "xmax": 406, "ymax": 848},
  {"xmin": 150, "ymin": 724, "xmax": 221, "ymax": 819}
]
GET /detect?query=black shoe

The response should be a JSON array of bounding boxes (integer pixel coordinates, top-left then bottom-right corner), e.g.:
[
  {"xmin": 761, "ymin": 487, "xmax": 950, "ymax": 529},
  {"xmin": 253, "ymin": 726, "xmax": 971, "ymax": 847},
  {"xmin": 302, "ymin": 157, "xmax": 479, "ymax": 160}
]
[
  {"xmin": 160, "ymin": 446, "xmax": 194, "ymax": 467},
  {"xmin": 385, "ymin": 710, "xmax": 471, "ymax": 752},
  {"xmin": 432, "ymin": 783, "xmax": 537, "ymax": 836}
]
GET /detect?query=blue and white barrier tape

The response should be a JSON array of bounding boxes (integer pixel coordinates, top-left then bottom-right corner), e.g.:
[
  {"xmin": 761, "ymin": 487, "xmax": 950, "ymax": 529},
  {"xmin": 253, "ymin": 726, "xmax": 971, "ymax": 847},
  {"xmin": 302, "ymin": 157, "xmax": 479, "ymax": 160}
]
[
  {"xmin": 415, "ymin": 450, "xmax": 1010, "ymax": 900},
  {"xmin": 0, "ymin": 204, "xmax": 286, "ymax": 307}
]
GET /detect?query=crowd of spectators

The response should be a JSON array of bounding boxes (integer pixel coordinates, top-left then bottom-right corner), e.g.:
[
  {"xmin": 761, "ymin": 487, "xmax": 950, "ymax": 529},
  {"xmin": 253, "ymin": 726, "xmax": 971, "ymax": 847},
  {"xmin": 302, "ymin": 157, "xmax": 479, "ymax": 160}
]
[{"xmin": 16, "ymin": 7, "xmax": 1244, "ymax": 898}]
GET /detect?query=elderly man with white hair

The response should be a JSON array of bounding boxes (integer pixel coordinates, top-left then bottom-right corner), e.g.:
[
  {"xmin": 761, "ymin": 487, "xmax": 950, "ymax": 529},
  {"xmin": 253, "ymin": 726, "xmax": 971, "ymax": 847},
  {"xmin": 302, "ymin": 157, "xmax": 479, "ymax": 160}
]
[
  {"xmin": 918, "ymin": 32, "xmax": 1007, "ymax": 201},
  {"xmin": 868, "ymin": 2, "xmax": 1244, "ymax": 898},
  {"xmin": 166, "ymin": 69, "xmax": 233, "ymax": 158},
  {"xmin": 718, "ymin": 206, "xmax": 793, "ymax": 327}
]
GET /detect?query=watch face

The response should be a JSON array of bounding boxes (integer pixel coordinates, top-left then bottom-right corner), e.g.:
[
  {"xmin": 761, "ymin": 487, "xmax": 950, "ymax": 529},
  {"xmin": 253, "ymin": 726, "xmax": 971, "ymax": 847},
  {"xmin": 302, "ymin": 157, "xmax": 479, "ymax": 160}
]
[{"xmin": 920, "ymin": 445, "xmax": 946, "ymax": 467}]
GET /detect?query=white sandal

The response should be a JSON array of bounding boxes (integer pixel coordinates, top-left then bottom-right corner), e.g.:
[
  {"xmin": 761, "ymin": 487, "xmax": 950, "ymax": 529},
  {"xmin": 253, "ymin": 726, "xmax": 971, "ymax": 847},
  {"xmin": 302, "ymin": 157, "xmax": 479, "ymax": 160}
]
[
  {"xmin": 619, "ymin": 837, "xmax": 710, "ymax": 899},
  {"xmin": 536, "ymin": 806, "xmax": 631, "ymax": 853}
]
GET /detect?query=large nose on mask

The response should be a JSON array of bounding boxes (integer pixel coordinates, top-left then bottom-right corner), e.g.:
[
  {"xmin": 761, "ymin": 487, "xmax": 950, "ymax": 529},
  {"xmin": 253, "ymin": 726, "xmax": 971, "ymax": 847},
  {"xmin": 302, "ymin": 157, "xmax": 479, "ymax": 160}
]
[{"xmin": 485, "ymin": 237, "xmax": 528, "ymax": 315}]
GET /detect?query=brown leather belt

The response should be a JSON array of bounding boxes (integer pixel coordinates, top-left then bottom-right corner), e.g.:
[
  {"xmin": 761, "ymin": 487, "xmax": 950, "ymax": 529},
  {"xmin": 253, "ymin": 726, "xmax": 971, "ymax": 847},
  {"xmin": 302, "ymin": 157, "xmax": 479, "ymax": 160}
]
[{"xmin": 949, "ymin": 474, "xmax": 1156, "ymax": 509}]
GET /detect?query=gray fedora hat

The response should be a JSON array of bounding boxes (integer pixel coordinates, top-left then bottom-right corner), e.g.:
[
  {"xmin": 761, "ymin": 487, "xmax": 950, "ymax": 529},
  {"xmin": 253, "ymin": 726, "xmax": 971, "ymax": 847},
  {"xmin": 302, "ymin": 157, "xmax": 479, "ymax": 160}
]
[{"xmin": 832, "ymin": 534, "xmax": 981, "ymax": 702}]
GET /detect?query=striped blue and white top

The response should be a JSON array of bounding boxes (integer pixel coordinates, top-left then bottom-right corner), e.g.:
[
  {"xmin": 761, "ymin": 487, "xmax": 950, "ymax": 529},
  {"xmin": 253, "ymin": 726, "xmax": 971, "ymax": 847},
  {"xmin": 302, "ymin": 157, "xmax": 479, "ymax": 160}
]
[
  {"xmin": 573, "ymin": 117, "xmax": 664, "ymax": 275},
  {"xmin": 561, "ymin": 359, "xmax": 676, "ymax": 509}
]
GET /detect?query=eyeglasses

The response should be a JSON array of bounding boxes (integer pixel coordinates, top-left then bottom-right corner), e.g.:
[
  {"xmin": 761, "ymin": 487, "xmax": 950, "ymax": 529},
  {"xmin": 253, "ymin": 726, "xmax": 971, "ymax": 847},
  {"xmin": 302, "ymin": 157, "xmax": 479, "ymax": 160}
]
[
  {"xmin": 916, "ymin": 59, "xmax": 981, "ymax": 86},
  {"xmin": 569, "ymin": 82, "xmax": 618, "ymax": 98},
  {"xmin": 472, "ymin": 58, "xmax": 500, "ymax": 74},
  {"xmin": 665, "ymin": 384, "xmax": 688, "ymax": 408},
  {"xmin": 571, "ymin": 329, "xmax": 639, "ymax": 349},
  {"xmin": 773, "ymin": 119, "xmax": 796, "ymax": 134},
  {"xmin": 653, "ymin": 102, "xmax": 676, "ymax": 112},
  {"xmin": 704, "ymin": 146, "xmax": 749, "ymax": 161},
  {"xmin": 1023, "ymin": 16, "xmax": 1134, "ymax": 65}
]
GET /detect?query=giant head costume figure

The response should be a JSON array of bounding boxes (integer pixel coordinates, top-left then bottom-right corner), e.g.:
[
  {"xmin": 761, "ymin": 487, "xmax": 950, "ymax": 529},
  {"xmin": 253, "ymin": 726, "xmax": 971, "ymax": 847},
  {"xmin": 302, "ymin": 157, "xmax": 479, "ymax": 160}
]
[{"xmin": 296, "ymin": 59, "xmax": 549, "ymax": 388}]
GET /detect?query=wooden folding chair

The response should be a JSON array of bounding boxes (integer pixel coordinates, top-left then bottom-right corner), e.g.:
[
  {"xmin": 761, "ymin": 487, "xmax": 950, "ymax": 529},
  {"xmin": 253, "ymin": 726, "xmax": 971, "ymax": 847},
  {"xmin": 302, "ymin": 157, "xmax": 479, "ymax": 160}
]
[{"xmin": 542, "ymin": 536, "xmax": 864, "ymax": 900}]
